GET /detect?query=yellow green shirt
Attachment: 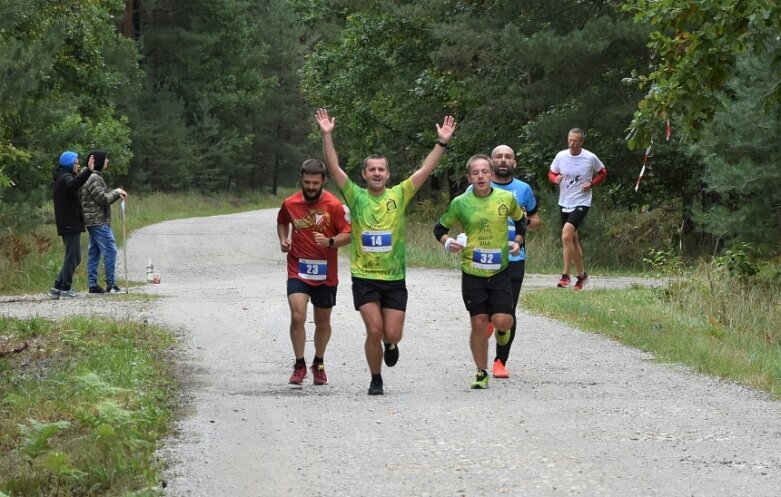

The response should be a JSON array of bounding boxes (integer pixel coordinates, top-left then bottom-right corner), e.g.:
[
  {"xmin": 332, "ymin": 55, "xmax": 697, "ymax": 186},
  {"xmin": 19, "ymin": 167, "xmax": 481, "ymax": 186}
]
[
  {"xmin": 341, "ymin": 178, "xmax": 417, "ymax": 281},
  {"xmin": 438, "ymin": 188, "xmax": 524, "ymax": 277}
]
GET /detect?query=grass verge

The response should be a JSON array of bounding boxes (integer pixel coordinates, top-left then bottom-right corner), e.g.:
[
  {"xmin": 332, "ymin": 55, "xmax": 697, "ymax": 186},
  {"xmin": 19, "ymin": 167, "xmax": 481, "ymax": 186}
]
[
  {"xmin": 0, "ymin": 315, "xmax": 175, "ymax": 496},
  {"xmin": 522, "ymin": 279, "xmax": 781, "ymax": 399}
]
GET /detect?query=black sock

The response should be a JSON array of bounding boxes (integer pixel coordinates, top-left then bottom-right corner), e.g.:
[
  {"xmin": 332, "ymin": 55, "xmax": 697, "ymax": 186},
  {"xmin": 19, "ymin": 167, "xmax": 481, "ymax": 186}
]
[
  {"xmin": 313, "ymin": 356, "xmax": 323, "ymax": 365},
  {"xmin": 371, "ymin": 373, "xmax": 382, "ymax": 383},
  {"xmin": 295, "ymin": 357, "xmax": 305, "ymax": 366}
]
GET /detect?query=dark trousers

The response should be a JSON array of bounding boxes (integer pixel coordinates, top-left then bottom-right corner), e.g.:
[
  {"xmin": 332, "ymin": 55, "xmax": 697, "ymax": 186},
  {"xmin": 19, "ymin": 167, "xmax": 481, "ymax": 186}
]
[
  {"xmin": 495, "ymin": 259, "xmax": 525, "ymax": 364},
  {"xmin": 54, "ymin": 233, "xmax": 82, "ymax": 291}
]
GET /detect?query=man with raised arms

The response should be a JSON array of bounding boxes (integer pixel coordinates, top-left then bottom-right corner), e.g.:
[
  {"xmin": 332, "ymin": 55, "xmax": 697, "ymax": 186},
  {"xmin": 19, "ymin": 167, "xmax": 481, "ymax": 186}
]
[{"xmin": 316, "ymin": 108, "xmax": 456, "ymax": 395}]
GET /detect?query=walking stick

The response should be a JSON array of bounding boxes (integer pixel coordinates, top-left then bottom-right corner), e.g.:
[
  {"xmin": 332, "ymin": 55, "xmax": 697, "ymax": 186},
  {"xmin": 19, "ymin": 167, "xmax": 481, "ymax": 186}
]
[{"xmin": 120, "ymin": 198, "xmax": 129, "ymax": 294}]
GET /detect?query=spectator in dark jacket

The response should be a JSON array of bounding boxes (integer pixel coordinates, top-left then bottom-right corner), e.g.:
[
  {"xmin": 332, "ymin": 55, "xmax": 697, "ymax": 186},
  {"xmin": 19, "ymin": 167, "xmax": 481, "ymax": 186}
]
[
  {"xmin": 80, "ymin": 150, "xmax": 127, "ymax": 293},
  {"xmin": 49, "ymin": 151, "xmax": 94, "ymax": 299}
]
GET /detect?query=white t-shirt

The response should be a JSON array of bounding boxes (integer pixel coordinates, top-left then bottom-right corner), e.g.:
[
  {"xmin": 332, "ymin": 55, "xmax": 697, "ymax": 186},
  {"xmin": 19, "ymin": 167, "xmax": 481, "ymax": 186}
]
[{"xmin": 549, "ymin": 148, "xmax": 605, "ymax": 211}]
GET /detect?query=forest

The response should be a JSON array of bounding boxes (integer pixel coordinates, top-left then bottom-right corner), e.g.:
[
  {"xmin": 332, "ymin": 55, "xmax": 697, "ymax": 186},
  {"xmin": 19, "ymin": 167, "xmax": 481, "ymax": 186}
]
[{"xmin": 1, "ymin": 0, "xmax": 780, "ymax": 259}]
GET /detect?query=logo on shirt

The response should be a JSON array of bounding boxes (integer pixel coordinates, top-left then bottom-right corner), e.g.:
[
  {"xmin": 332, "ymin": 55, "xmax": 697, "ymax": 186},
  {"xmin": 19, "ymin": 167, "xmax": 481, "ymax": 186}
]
[{"xmin": 292, "ymin": 209, "xmax": 330, "ymax": 233}]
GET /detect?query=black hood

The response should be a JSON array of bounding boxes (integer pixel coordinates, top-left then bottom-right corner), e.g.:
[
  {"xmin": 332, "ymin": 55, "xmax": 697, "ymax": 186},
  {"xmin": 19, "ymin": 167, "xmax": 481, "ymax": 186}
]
[{"xmin": 89, "ymin": 150, "xmax": 108, "ymax": 171}]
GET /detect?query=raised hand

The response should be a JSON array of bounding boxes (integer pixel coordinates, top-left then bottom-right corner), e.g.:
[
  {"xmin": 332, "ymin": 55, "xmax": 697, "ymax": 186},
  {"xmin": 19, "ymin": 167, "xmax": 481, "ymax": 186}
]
[
  {"xmin": 316, "ymin": 108, "xmax": 335, "ymax": 134},
  {"xmin": 436, "ymin": 115, "xmax": 456, "ymax": 144}
]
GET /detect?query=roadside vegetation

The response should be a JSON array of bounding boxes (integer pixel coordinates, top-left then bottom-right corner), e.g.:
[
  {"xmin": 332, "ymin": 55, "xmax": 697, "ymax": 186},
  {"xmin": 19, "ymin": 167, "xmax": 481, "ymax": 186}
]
[
  {"xmin": 523, "ymin": 259, "xmax": 781, "ymax": 399},
  {"xmin": 0, "ymin": 316, "xmax": 175, "ymax": 497},
  {"xmin": 0, "ymin": 190, "xmax": 289, "ymax": 497}
]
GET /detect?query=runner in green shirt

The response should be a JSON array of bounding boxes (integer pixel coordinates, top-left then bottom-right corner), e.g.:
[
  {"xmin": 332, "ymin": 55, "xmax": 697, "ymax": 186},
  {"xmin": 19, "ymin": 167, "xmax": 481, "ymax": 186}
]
[
  {"xmin": 433, "ymin": 154, "xmax": 526, "ymax": 389},
  {"xmin": 316, "ymin": 108, "xmax": 457, "ymax": 395}
]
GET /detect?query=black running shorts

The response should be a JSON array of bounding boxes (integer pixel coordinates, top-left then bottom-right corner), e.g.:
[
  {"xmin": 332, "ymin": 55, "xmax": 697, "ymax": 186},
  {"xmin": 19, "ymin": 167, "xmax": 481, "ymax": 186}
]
[
  {"xmin": 560, "ymin": 205, "xmax": 590, "ymax": 230},
  {"xmin": 351, "ymin": 277, "xmax": 408, "ymax": 311},
  {"xmin": 461, "ymin": 267, "xmax": 513, "ymax": 317},
  {"xmin": 287, "ymin": 278, "xmax": 337, "ymax": 308}
]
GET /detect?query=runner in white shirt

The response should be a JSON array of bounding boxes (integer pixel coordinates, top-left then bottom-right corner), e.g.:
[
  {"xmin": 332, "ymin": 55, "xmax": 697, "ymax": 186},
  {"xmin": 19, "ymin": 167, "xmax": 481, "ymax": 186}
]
[{"xmin": 548, "ymin": 128, "xmax": 607, "ymax": 290}]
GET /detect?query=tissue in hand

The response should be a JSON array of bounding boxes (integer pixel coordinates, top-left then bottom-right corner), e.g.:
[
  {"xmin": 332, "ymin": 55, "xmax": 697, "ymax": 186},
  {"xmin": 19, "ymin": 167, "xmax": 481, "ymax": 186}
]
[{"xmin": 456, "ymin": 233, "xmax": 467, "ymax": 246}]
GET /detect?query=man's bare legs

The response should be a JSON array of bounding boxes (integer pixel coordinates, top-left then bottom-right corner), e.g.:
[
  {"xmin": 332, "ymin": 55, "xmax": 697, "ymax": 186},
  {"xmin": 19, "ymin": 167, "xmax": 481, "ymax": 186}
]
[
  {"xmin": 359, "ymin": 303, "xmax": 404, "ymax": 374},
  {"xmin": 288, "ymin": 293, "xmax": 309, "ymax": 359},
  {"xmin": 561, "ymin": 222, "xmax": 585, "ymax": 277},
  {"xmin": 312, "ymin": 306, "xmax": 333, "ymax": 359},
  {"xmin": 469, "ymin": 313, "xmax": 513, "ymax": 371}
]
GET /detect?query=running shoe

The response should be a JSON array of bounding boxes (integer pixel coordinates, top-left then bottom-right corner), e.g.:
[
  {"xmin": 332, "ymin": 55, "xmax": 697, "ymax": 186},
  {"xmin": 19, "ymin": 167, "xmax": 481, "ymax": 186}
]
[
  {"xmin": 495, "ymin": 329, "xmax": 511, "ymax": 346},
  {"xmin": 107, "ymin": 285, "xmax": 123, "ymax": 294},
  {"xmin": 383, "ymin": 343, "xmax": 399, "ymax": 367},
  {"xmin": 48, "ymin": 288, "xmax": 61, "ymax": 300},
  {"xmin": 59, "ymin": 289, "xmax": 83, "ymax": 298},
  {"xmin": 288, "ymin": 363, "xmax": 307, "ymax": 385},
  {"xmin": 311, "ymin": 363, "xmax": 328, "ymax": 385},
  {"xmin": 486, "ymin": 322, "xmax": 494, "ymax": 338},
  {"xmin": 368, "ymin": 378, "xmax": 384, "ymax": 395},
  {"xmin": 492, "ymin": 359, "xmax": 509, "ymax": 379},
  {"xmin": 470, "ymin": 369, "xmax": 489, "ymax": 389},
  {"xmin": 557, "ymin": 274, "xmax": 571, "ymax": 288},
  {"xmin": 89, "ymin": 286, "xmax": 106, "ymax": 294},
  {"xmin": 574, "ymin": 272, "xmax": 590, "ymax": 291}
]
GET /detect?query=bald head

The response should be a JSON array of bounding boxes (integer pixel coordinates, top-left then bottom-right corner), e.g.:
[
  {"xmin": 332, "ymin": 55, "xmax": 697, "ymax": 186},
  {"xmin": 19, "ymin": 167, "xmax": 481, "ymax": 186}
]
[{"xmin": 491, "ymin": 144, "xmax": 516, "ymax": 181}]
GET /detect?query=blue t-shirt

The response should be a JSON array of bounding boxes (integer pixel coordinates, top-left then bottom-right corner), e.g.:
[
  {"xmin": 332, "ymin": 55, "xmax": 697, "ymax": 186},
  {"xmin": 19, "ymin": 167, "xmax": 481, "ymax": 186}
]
[{"xmin": 467, "ymin": 178, "xmax": 537, "ymax": 261}]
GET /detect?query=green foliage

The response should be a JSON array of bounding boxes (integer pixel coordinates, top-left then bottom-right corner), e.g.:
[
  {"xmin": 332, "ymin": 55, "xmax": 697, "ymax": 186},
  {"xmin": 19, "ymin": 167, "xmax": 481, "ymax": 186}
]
[
  {"xmin": 624, "ymin": 0, "xmax": 781, "ymax": 148},
  {"xmin": 1, "ymin": 316, "xmax": 175, "ymax": 496},
  {"xmin": 16, "ymin": 420, "xmax": 73, "ymax": 464},
  {"xmin": 301, "ymin": 1, "xmax": 650, "ymax": 206},
  {"xmin": 0, "ymin": 0, "xmax": 138, "ymax": 210},
  {"xmin": 686, "ymin": 48, "xmax": 781, "ymax": 251},
  {"xmin": 642, "ymin": 248, "xmax": 685, "ymax": 277},
  {"xmin": 715, "ymin": 242, "xmax": 759, "ymax": 279}
]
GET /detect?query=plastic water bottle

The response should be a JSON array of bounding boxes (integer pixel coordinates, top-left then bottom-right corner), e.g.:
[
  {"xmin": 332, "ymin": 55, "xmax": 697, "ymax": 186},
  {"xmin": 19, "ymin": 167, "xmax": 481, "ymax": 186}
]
[{"xmin": 146, "ymin": 258, "xmax": 154, "ymax": 283}]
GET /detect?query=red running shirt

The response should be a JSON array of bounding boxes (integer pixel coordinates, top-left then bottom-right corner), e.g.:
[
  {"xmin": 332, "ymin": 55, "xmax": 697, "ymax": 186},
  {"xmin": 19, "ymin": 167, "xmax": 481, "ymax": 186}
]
[{"xmin": 277, "ymin": 190, "xmax": 350, "ymax": 286}]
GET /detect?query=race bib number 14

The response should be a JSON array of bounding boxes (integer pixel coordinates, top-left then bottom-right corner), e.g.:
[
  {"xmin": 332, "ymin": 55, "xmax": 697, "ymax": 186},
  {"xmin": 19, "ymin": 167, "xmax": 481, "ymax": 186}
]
[{"xmin": 361, "ymin": 231, "xmax": 392, "ymax": 253}]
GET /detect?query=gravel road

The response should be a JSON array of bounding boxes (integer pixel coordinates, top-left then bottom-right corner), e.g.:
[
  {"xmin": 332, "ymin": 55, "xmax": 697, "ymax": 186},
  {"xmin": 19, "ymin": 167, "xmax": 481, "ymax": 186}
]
[{"xmin": 2, "ymin": 209, "xmax": 780, "ymax": 497}]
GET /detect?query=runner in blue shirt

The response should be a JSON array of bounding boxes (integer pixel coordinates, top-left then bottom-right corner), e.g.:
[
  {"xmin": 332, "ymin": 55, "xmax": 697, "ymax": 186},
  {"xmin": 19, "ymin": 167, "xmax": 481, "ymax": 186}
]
[{"xmin": 483, "ymin": 145, "xmax": 540, "ymax": 378}]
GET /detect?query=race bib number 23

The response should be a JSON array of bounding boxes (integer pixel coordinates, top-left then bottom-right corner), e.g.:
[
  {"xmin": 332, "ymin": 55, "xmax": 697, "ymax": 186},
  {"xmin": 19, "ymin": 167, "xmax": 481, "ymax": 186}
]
[{"xmin": 298, "ymin": 259, "xmax": 327, "ymax": 281}]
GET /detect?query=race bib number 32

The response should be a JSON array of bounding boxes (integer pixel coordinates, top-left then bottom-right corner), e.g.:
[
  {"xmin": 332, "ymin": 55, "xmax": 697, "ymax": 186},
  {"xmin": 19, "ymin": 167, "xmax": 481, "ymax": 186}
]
[{"xmin": 471, "ymin": 248, "xmax": 502, "ymax": 271}]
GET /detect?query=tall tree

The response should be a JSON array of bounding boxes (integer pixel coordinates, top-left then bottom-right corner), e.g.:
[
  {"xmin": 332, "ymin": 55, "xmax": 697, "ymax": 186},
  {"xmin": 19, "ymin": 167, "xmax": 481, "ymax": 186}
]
[
  {"xmin": 688, "ymin": 48, "xmax": 781, "ymax": 251},
  {"xmin": 132, "ymin": 0, "xmax": 274, "ymax": 190},
  {"xmin": 250, "ymin": 0, "xmax": 313, "ymax": 194}
]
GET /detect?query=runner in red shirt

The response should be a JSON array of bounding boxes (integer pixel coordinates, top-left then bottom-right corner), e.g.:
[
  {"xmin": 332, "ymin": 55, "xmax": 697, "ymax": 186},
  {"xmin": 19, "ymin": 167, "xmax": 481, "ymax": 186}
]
[{"xmin": 277, "ymin": 159, "xmax": 351, "ymax": 386}]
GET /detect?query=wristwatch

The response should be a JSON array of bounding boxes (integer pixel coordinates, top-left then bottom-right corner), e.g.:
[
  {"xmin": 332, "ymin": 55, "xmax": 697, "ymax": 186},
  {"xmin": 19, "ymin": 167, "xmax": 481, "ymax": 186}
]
[{"xmin": 328, "ymin": 237, "xmax": 334, "ymax": 247}]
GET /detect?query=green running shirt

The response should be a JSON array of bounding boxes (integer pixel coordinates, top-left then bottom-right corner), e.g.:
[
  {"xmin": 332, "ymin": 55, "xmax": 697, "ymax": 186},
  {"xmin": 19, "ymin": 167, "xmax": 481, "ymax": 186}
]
[
  {"xmin": 341, "ymin": 177, "xmax": 417, "ymax": 281},
  {"xmin": 438, "ymin": 188, "xmax": 524, "ymax": 277}
]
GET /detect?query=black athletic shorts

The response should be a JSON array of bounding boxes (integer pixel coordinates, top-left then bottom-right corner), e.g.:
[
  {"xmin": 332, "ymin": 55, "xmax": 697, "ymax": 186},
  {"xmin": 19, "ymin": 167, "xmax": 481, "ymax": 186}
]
[
  {"xmin": 560, "ymin": 205, "xmax": 590, "ymax": 230},
  {"xmin": 461, "ymin": 267, "xmax": 513, "ymax": 317},
  {"xmin": 351, "ymin": 277, "xmax": 408, "ymax": 311},
  {"xmin": 287, "ymin": 278, "xmax": 337, "ymax": 309}
]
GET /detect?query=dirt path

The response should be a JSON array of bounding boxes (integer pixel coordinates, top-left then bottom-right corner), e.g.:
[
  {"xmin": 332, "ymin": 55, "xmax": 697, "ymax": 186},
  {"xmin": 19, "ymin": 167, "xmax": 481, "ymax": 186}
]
[{"xmin": 3, "ymin": 209, "xmax": 780, "ymax": 497}]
